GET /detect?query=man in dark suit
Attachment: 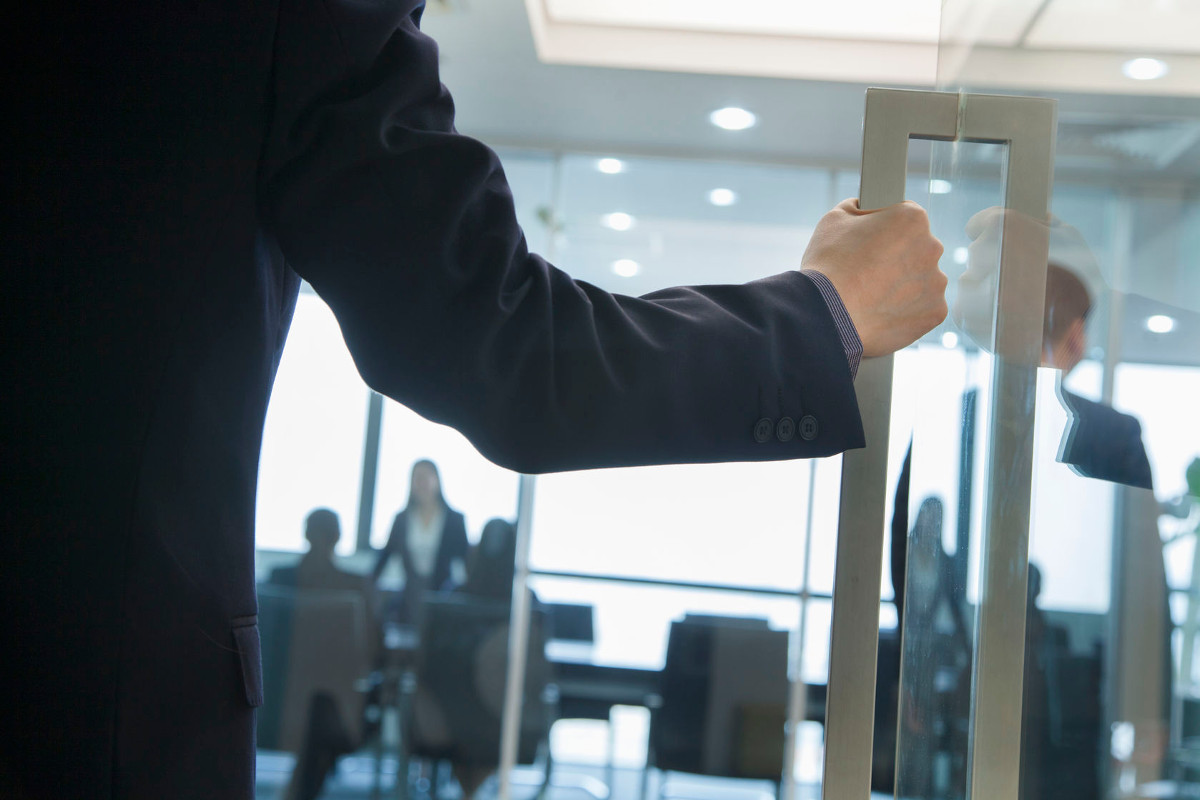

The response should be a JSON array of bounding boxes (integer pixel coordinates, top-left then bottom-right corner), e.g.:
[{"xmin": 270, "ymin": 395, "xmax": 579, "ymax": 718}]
[
  {"xmin": 1042, "ymin": 263, "xmax": 1153, "ymax": 490},
  {"xmin": 2, "ymin": 2, "xmax": 946, "ymax": 797}
]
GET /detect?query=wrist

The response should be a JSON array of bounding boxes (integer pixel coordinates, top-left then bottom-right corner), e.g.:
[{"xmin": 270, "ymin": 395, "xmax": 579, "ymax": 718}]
[{"xmin": 802, "ymin": 270, "xmax": 864, "ymax": 379}]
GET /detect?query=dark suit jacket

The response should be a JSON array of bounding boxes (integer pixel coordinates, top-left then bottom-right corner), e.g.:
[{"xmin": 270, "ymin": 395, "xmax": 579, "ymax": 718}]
[
  {"xmin": 373, "ymin": 507, "xmax": 469, "ymax": 592},
  {"xmin": 3, "ymin": 2, "xmax": 862, "ymax": 797}
]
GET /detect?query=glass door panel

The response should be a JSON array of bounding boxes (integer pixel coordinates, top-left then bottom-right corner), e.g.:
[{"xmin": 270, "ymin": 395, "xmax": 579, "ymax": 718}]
[{"xmin": 884, "ymin": 4, "xmax": 1200, "ymax": 800}]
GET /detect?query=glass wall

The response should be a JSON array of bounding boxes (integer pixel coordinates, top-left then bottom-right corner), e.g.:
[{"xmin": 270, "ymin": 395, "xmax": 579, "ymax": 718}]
[
  {"xmin": 254, "ymin": 136, "xmax": 1200, "ymax": 798},
  {"xmin": 256, "ymin": 291, "xmax": 371, "ymax": 556},
  {"xmin": 877, "ymin": 5, "xmax": 1200, "ymax": 800}
]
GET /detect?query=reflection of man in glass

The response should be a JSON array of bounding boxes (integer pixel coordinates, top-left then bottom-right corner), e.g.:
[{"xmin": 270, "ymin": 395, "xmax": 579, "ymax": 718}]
[
  {"xmin": 1037, "ymin": 256, "xmax": 1169, "ymax": 795},
  {"xmin": 957, "ymin": 211, "xmax": 1171, "ymax": 794},
  {"xmin": 1043, "ymin": 262, "xmax": 1154, "ymax": 490},
  {"xmin": 954, "ymin": 210, "xmax": 1154, "ymax": 491}
]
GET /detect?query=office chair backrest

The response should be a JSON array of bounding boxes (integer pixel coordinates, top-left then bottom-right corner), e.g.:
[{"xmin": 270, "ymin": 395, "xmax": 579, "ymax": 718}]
[
  {"xmin": 410, "ymin": 593, "xmax": 553, "ymax": 767},
  {"xmin": 653, "ymin": 615, "xmax": 790, "ymax": 780},
  {"xmin": 546, "ymin": 602, "xmax": 595, "ymax": 643},
  {"xmin": 256, "ymin": 584, "xmax": 372, "ymax": 753}
]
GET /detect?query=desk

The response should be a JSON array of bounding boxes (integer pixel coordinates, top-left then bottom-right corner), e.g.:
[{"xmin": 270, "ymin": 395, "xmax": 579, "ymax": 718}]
[
  {"xmin": 549, "ymin": 645, "xmax": 828, "ymax": 725},
  {"xmin": 553, "ymin": 659, "xmax": 662, "ymax": 720},
  {"xmin": 384, "ymin": 624, "xmax": 828, "ymax": 723}
]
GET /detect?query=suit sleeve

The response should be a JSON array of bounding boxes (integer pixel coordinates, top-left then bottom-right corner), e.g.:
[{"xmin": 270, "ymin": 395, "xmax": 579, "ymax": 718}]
[{"xmin": 259, "ymin": 0, "xmax": 863, "ymax": 474}]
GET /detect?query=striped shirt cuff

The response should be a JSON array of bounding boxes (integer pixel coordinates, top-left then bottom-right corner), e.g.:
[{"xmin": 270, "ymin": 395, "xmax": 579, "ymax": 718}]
[{"xmin": 802, "ymin": 270, "xmax": 863, "ymax": 380}]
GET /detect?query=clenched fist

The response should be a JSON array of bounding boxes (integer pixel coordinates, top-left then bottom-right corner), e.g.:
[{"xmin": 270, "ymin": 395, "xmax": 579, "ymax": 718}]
[{"xmin": 801, "ymin": 198, "xmax": 947, "ymax": 358}]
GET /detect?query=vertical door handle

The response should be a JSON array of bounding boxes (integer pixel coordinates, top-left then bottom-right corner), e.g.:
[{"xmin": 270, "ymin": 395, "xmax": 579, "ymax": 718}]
[
  {"xmin": 822, "ymin": 88, "xmax": 1056, "ymax": 800},
  {"xmin": 823, "ymin": 88, "xmax": 958, "ymax": 800}
]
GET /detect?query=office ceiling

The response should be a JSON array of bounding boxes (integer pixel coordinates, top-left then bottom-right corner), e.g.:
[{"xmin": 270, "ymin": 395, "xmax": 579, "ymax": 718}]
[
  {"xmin": 424, "ymin": 0, "xmax": 1200, "ymax": 177},
  {"xmin": 417, "ymin": 0, "xmax": 1200, "ymax": 367},
  {"xmin": 526, "ymin": 0, "xmax": 1200, "ymax": 95}
]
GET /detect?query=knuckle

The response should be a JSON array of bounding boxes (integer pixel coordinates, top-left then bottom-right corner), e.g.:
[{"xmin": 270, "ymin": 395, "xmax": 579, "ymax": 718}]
[
  {"xmin": 901, "ymin": 201, "xmax": 929, "ymax": 223},
  {"xmin": 933, "ymin": 300, "xmax": 949, "ymax": 325}
]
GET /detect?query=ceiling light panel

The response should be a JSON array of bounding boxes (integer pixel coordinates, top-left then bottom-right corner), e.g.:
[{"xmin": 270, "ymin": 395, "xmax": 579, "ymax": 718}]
[
  {"xmin": 601, "ymin": 212, "xmax": 635, "ymax": 230},
  {"xmin": 709, "ymin": 107, "xmax": 756, "ymax": 131},
  {"xmin": 938, "ymin": 0, "xmax": 1049, "ymax": 47},
  {"xmin": 596, "ymin": 158, "xmax": 626, "ymax": 174},
  {"xmin": 1024, "ymin": 0, "xmax": 1200, "ymax": 53},
  {"xmin": 1122, "ymin": 58, "xmax": 1170, "ymax": 81},
  {"xmin": 611, "ymin": 258, "xmax": 640, "ymax": 277},
  {"xmin": 1146, "ymin": 314, "xmax": 1176, "ymax": 334},
  {"xmin": 545, "ymin": 0, "xmax": 941, "ymax": 43},
  {"xmin": 708, "ymin": 188, "xmax": 737, "ymax": 206}
]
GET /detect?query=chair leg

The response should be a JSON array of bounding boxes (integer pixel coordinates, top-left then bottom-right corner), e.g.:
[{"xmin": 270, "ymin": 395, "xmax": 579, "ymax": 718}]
[
  {"xmin": 536, "ymin": 742, "xmax": 554, "ymax": 800},
  {"xmin": 370, "ymin": 707, "xmax": 386, "ymax": 800},
  {"xmin": 638, "ymin": 758, "xmax": 653, "ymax": 800},
  {"xmin": 395, "ymin": 671, "xmax": 415, "ymax": 800},
  {"xmin": 641, "ymin": 695, "xmax": 660, "ymax": 800},
  {"xmin": 606, "ymin": 718, "xmax": 616, "ymax": 797}
]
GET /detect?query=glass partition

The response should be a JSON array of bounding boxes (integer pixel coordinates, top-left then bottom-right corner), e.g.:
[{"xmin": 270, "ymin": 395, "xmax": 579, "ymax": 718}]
[
  {"xmin": 881, "ymin": 5, "xmax": 1200, "ymax": 800},
  {"xmin": 516, "ymin": 153, "xmax": 844, "ymax": 800},
  {"xmin": 256, "ymin": 291, "xmax": 372, "ymax": 557},
  {"xmin": 254, "ymin": 153, "xmax": 552, "ymax": 800},
  {"xmin": 249, "ymin": 118, "xmax": 1200, "ymax": 800}
]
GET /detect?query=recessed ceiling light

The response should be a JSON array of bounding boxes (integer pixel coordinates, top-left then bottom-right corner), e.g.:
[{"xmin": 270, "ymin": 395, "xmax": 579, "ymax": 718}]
[
  {"xmin": 929, "ymin": 179, "xmax": 953, "ymax": 195},
  {"xmin": 601, "ymin": 212, "xmax": 635, "ymax": 231},
  {"xmin": 612, "ymin": 258, "xmax": 640, "ymax": 278},
  {"xmin": 1123, "ymin": 57, "xmax": 1169, "ymax": 81},
  {"xmin": 1146, "ymin": 314, "xmax": 1176, "ymax": 334},
  {"xmin": 941, "ymin": 331, "xmax": 959, "ymax": 349},
  {"xmin": 709, "ymin": 107, "xmax": 757, "ymax": 131},
  {"xmin": 953, "ymin": 246, "xmax": 969, "ymax": 264},
  {"xmin": 708, "ymin": 188, "xmax": 737, "ymax": 206},
  {"xmin": 596, "ymin": 158, "xmax": 625, "ymax": 174}
]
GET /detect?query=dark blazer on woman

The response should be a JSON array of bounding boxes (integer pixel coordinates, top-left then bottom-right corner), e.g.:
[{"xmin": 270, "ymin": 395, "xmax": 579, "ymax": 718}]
[{"xmin": 373, "ymin": 508, "xmax": 470, "ymax": 601}]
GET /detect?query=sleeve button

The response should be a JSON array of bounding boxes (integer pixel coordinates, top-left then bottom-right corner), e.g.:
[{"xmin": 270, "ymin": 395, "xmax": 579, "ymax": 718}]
[
  {"xmin": 799, "ymin": 415, "xmax": 819, "ymax": 441},
  {"xmin": 753, "ymin": 418, "xmax": 774, "ymax": 443},
  {"xmin": 776, "ymin": 417, "xmax": 795, "ymax": 442}
]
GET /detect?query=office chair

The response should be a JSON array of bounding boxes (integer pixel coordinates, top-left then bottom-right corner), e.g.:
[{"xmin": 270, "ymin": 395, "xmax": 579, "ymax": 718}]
[
  {"xmin": 646, "ymin": 615, "xmax": 790, "ymax": 800},
  {"xmin": 257, "ymin": 584, "xmax": 374, "ymax": 753},
  {"xmin": 1032, "ymin": 627, "xmax": 1102, "ymax": 800},
  {"xmin": 547, "ymin": 602, "xmax": 595, "ymax": 645},
  {"xmin": 402, "ymin": 593, "xmax": 557, "ymax": 799}
]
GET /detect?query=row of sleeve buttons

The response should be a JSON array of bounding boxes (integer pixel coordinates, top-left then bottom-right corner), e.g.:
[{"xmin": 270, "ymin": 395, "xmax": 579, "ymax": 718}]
[{"xmin": 753, "ymin": 415, "xmax": 819, "ymax": 443}]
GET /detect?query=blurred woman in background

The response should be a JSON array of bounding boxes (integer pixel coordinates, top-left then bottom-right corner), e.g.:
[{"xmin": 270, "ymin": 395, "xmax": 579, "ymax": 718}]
[{"xmin": 373, "ymin": 459, "xmax": 469, "ymax": 622}]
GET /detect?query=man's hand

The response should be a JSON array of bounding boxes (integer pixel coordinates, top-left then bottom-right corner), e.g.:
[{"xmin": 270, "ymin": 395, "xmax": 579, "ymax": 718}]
[{"xmin": 801, "ymin": 198, "xmax": 947, "ymax": 358}]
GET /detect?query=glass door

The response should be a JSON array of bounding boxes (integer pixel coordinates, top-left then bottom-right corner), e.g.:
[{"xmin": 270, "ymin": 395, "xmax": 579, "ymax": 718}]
[
  {"xmin": 855, "ymin": 4, "xmax": 1200, "ymax": 800},
  {"xmin": 824, "ymin": 86, "xmax": 1056, "ymax": 800}
]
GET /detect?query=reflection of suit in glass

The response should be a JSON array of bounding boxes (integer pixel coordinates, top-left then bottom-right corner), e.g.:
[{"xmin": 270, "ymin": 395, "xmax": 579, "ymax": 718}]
[
  {"xmin": 373, "ymin": 508, "xmax": 469, "ymax": 621},
  {"xmin": 1058, "ymin": 390, "xmax": 1153, "ymax": 491}
]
